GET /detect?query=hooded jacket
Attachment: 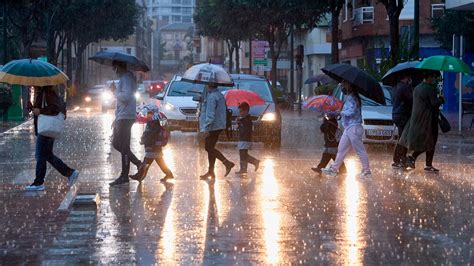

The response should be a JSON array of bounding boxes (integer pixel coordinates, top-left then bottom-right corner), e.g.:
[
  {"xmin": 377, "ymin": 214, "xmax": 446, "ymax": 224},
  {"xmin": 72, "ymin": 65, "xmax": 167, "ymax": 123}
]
[{"xmin": 115, "ymin": 71, "xmax": 137, "ymax": 121}]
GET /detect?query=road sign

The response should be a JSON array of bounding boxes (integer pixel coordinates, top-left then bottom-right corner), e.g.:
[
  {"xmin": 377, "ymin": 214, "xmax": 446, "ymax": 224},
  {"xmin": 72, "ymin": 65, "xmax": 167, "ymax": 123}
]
[{"xmin": 253, "ymin": 59, "xmax": 267, "ymax": 66}]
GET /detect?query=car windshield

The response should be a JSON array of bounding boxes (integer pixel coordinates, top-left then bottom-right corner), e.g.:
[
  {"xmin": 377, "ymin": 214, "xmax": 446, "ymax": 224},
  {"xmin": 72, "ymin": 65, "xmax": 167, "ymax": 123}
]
[
  {"xmin": 219, "ymin": 79, "xmax": 273, "ymax": 102},
  {"xmin": 167, "ymin": 81, "xmax": 206, "ymax": 96},
  {"xmin": 334, "ymin": 85, "xmax": 392, "ymax": 106}
]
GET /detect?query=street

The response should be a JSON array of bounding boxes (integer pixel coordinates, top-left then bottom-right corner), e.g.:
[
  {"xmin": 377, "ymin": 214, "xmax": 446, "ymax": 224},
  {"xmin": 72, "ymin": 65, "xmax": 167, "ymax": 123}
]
[{"xmin": 0, "ymin": 109, "xmax": 472, "ymax": 264}]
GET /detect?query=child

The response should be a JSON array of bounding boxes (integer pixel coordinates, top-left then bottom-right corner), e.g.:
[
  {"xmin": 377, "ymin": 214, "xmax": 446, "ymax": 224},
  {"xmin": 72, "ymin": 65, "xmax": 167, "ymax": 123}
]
[
  {"xmin": 312, "ymin": 113, "xmax": 346, "ymax": 174},
  {"xmin": 130, "ymin": 104, "xmax": 173, "ymax": 182},
  {"xmin": 235, "ymin": 102, "xmax": 260, "ymax": 175}
]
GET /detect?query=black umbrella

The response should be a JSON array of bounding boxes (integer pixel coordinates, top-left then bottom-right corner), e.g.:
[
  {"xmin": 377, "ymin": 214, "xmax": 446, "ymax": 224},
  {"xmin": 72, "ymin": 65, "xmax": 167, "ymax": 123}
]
[
  {"xmin": 382, "ymin": 61, "xmax": 421, "ymax": 86},
  {"xmin": 89, "ymin": 51, "xmax": 150, "ymax": 72},
  {"xmin": 304, "ymin": 73, "xmax": 333, "ymax": 84},
  {"xmin": 321, "ymin": 63, "xmax": 385, "ymax": 105}
]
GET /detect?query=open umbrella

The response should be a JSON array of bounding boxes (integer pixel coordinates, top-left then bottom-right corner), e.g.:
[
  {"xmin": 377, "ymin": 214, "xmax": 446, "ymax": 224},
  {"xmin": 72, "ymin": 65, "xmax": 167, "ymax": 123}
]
[
  {"xmin": 416, "ymin": 55, "xmax": 472, "ymax": 74},
  {"xmin": 89, "ymin": 51, "xmax": 150, "ymax": 72},
  {"xmin": 223, "ymin": 89, "xmax": 265, "ymax": 107},
  {"xmin": 305, "ymin": 73, "xmax": 333, "ymax": 85},
  {"xmin": 382, "ymin": 61, "xmax": 422, "ymax": 86},
  {"xmin": 322, "ymin": 63, "xmax": 385, "ymax": 105},
  {"xmin": 182, "ymin": 63, "xmax": 234, "ymax": 87},
  {"xmin": 303, "ymin": 95, "xmax": 343, "ymax": 116},
  {"xmin": 0, "ymin": 59, "xmax": 68, "ymax": 86}
]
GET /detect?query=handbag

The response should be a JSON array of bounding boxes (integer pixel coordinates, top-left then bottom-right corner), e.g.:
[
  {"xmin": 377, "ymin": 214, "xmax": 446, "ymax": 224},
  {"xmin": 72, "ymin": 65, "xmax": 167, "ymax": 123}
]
[
  {"xmin": 37, "ymin": 93, "xmax": 65, "ymax": 138},
  {"xmin": 439, "ymin": 112, "xmax": 451, "ymax": 133}
]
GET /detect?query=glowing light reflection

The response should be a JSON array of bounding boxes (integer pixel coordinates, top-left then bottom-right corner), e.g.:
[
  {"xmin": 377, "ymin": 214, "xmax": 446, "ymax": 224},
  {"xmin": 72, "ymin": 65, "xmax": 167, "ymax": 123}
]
[
  {"xmin": 161, "ymin": 200, "xmax": 176, "ymax": 260},
  {"xmin": 260, "ymin": 159, "xmax": 281, "ymax": 264}
]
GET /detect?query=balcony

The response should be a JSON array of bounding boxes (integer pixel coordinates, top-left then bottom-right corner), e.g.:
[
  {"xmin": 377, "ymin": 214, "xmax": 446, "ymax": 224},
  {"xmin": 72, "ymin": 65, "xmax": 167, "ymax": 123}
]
[{"xmin": 353, "ymin": 7, "xmax": 374, "ymax": 26}]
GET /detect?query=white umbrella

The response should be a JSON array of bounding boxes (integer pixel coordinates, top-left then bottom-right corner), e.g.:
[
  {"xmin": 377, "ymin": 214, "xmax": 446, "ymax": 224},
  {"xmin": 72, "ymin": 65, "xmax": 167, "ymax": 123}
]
[{"xmin": 182, "ymin": 63, "xmax": 234, "ymax": 87}]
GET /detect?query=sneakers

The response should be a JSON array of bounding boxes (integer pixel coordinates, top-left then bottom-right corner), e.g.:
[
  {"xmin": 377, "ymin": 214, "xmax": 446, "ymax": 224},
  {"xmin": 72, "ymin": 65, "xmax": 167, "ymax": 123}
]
[
  {"xmin": 25, "ymin": 182, "xmax": 45, "ymax": 191},
  {"xmin": 224, "ymin": 161, "xmax": 235, "ymax": 177},
  {"xmin": 358, "ymin": 171, "xmax": 372, "ymax": 179},
  {"xmin": 109, "ymin": 176, "xmax": 129, "ymax": 186},
  {"xmin": 67, "ymin": 170, "xmax": 80, "ymax": 187},
  {"xmin": 406, "ymin": 156, "xmax": 416, "ymax": 169},
  {"xmin": 424, "ymin": 166, "xmax": 439, "ymax": 172},
  {"xmin": 321, "ymin": 167, "xmax": 337, "ymax": 177},
  {"xmin": 311, "ymin": 167, "xmax": 322, "ymax": 174},
  {"xmin": 391, "ymin": 162, "xmax": 405, "ymax": 169}
]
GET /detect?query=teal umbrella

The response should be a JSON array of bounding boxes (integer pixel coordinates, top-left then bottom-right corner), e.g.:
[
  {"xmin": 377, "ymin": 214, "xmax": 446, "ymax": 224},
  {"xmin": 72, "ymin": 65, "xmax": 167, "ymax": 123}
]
[
  {"xmin": 416, "ymin": 55, "xmax": 473, "ymax": 74},
  {"xmin": 0, "ymin": 59, "xmax": 68, "ymax": 86}
]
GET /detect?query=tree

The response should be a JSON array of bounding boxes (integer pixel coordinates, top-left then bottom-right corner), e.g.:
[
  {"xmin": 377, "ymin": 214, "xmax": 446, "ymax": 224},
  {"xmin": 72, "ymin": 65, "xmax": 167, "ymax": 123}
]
[
  {"xmin": 249, "ymin": 0, "xmax": 327, "ymax": 90},
  {"xmin": 432, "ymin": 10, "xmax": 474, "ymax": 53},
  {"xmin": 328, "ymin": 0, "xmax": 344, "ymax": 64},
  {"xmin": 378, "ymin": 0, "xmax": 404, "ymax": 66}
]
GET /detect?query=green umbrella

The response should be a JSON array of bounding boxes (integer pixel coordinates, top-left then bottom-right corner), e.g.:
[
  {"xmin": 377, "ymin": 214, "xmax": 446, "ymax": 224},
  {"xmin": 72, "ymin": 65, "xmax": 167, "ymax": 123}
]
[
  {"xmin": 416, "ymin": 55, "xmax": 473, "ymax": 74},
  {"xmin": 0, "ymin": 59, "xmax": 69, "ymax": 86}
]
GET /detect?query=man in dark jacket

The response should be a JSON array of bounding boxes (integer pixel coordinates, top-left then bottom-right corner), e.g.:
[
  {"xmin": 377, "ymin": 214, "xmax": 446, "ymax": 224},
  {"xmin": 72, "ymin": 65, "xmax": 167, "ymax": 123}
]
[
  {"xmin": 26, "ymin": 86, "xmax": 79, "ymax": 191},
  {"xmin": 391, "ymin": 74, "xmax": 413, "ymax": 168},
  {"xmin": 0, "ymin": 84, "xmax": 12, "ymax": 125}
]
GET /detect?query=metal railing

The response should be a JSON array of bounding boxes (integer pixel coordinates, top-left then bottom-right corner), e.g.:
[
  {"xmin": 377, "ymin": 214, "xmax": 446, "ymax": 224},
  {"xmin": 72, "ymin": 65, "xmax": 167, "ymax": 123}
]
[{"xmin": 353, "ymin": 7, "xmax": 375, "ymax": 26}]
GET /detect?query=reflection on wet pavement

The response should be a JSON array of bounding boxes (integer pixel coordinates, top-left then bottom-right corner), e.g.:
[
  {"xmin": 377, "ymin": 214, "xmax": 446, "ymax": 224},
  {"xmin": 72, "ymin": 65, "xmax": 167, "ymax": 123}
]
[{"xmin": 0, "ymin": 111, "xmax": 472, "ymax": 264}]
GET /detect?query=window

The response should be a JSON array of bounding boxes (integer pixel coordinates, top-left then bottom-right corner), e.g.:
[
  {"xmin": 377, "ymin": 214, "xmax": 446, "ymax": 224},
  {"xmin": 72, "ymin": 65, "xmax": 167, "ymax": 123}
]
[
  {"xmin": 172, "ymin": 7, "xmax": 181, "ymax": 13},
  {"xmin": 172, "ymin": 15, "xmax": 181, "ymax": 22},
  {"xmin": 182, "ymin": 7, "xmax": 192, "ymax": 14},
  {"xmin": 152, "ymin": 7, "xmax": 158, "ymax": 12},
  {"xmin": 182, "ymin": 16, "xmax": 192, "ymax": 22},
  {"xmin": 161, "ymin": 15, "xmax": 169, "ymax": 22},
  {"xmin": 432, "ymin": 4, "xmax": 445, "ymax": 18},
  {"xmin": 172, "ymin": 0, "xmax": 181, "ymax": 4},
  {"xmin": 182, "ymin": 0, "xmax": 191, "ymax": 4}
]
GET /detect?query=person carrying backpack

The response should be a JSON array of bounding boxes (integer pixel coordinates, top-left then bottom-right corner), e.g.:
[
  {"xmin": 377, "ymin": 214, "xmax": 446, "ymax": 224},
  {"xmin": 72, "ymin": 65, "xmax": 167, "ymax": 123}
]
[
  {"xmin": 0, "ymin": 83, "xmax": 13, "ymax": 125},
  {"xmin": 130, "ymin": 104, "xmax": 173, "ymax": 182}
]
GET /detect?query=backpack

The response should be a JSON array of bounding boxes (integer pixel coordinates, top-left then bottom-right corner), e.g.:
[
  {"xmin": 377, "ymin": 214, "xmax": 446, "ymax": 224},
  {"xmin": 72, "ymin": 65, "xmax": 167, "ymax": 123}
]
[{"xmin": 155, "ymin": 126, "xmax": 170, "ymax": 147}]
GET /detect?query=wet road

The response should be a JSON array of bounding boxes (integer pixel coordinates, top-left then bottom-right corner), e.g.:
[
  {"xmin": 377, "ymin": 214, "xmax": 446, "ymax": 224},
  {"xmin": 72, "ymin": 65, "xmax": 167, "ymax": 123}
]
[{"xmin": 0, "ymin": 110, "xmax": 473, "ymax": 264}]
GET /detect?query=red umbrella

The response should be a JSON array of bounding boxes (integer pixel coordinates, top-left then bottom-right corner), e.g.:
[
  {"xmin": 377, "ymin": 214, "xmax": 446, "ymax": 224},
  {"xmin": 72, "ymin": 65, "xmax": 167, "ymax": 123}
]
[
  {"xmin": 303, "ymin": 95, "xmax": 343, "ymax": 115},
  {"xmin": 223, "ymin": 89, "xmax": 265, "ymax": 107}
]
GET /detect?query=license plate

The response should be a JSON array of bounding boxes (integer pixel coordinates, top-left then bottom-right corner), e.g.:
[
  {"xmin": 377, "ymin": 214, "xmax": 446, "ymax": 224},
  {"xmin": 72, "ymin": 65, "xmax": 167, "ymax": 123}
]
[
  {"xmin": 366, "ymin": 129, "xmax": 392, "ymax": 137},
  {"xmin": 186, "ymin": 116, "xmax": 198, "ymax": 121}
]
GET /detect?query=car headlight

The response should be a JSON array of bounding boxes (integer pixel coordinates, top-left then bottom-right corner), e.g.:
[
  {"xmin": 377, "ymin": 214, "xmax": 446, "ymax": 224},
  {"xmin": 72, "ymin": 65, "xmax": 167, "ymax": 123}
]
[
  {"xmin": 102, "ymin": 91, "xmax": 113, "ymax": 101},
  {"xmin": 261, "ymin": 112, "xmax": 276, "ymax": 122},
  {"xmin": 84, "ymin": 96, "xmax": 92, "ymax": 102},
  {"xmin": 134, "ymin": 92, "xmax": 140, "ymax": 100},
  {"xmin": 164, "ymin": 102, "xmax": 176, "ymax": 111}
]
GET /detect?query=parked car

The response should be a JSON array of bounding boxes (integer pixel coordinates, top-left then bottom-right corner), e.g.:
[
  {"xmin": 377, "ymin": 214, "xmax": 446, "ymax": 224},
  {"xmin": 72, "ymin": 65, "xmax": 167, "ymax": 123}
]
[
  {"xmin": 156, "ymin": 76, "xmax": 202, "ymax": 132},
  {"xmin": 83, "ymin": 84, "xmax": 116, "ymax": 112},
  {"xmin": 148, "ymin": 80, "xmax": 167, "ymax": 97},
  {"xmin": 332, "ymin": 84, "xmax": 398, "ymax": 144},
  {"xmin": 269, "ymin": 80, "xmax": 291, "ymax": 109},
  {"xmin": 195, "ymin": 74, "xmax": 282, "ymax": 149}
]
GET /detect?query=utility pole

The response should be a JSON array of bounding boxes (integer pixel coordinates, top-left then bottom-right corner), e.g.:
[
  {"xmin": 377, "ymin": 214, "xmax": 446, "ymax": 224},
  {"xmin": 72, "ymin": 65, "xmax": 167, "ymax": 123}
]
[
  {"xmin": 290, "ymin": 27, "xmax": 295, "ymax": 109},
  {"xmin": 249, "ymin": 39, "xmax": 252, "ymax": 74},
  {"xmin": 296, "ymin": 45, "xmax": 304, "ymax": 115},
  {"xmin": 413, "ymin": 0, "xmax": 419, "ymax": 59}
]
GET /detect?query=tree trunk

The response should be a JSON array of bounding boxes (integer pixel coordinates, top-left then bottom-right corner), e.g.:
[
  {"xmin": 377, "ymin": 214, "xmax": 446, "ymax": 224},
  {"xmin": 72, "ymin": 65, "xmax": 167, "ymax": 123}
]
[
  {"xmin": 234, "ymin": 42, "xmax": 240, "ymax": 74},
  {"xmin": 74, "ymin": 44, "xmax": 86, "ymax": 90},
  {"xmin": 331, "ymin": 9, "xmax": 340, "ymax": 64},
  {"xmin": 389, "ymin": 13, "xmax": 400, "ymax": 66},
  {"xmin": 226, "ymin": 40, "xmax": 234, "ymax": 74},
  {"xmin": 66, "ymin": 36, "xmax": 72, "ymax": 87},
  {"xmin": 269, "ymin": 45, "xmax": 278, "ymax": 91}
]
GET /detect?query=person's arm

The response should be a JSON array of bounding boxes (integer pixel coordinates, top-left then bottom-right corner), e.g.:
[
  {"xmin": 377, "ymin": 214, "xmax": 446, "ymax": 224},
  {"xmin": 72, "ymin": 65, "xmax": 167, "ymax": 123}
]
[
  {"xmin": 428, "ymin": 87, "xmax": 443, "ymax": 108},
  {"xmin": 204, "ymin": 95, "xmax": 217, "ymax": 131},
  {"xmin": 340, "ymin": 95, "xmax": 357, "ymax": 118},
  {"xmin": 116, "ymin": 76, "xmax": 134, "ymax": 104}
]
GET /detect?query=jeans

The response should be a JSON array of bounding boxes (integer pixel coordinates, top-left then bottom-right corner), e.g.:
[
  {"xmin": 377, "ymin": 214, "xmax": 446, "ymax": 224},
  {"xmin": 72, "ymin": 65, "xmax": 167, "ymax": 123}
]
[
  {"xmin": 205, "ymin": 130, "xmax": 228, "ymax": 173},
  {"xmin": 113, "ymin": 119, "xmax": 141, "ymax": 177},
  {"xmin": 331, "ymin": 125, "xmax": 370, "ymax": 173},
  {"xmin": 317, "ymin": 152, "xmax": 346, "ymax": 173},
  {"xmin": 393, "ymin": 122, "xmax": 408, "ymax": 164},
  {"xmin": 239, "ymin": 149, "xmax": 258, "ymax": 172},
  {"xmin": 34, "ymin": 134, "xmax": 73, "ymax": 184}
]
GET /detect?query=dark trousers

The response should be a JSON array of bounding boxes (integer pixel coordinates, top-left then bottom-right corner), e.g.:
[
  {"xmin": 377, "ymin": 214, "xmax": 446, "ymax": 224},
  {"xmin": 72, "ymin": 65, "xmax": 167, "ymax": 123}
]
[
  {"xmin": 114, "ymin": 119, "xmax": 141, "ymax": 177},
  {"xmin": 1, "ymin": 106, "xmax": 8, "ymax": 123},
  {"xmin": 239, "ymin": 149, "xmax": 258, "ymax": 172},
  {"xmin": 205, "ymin": 130, "xmax": 228, "ymax": 173},
  {"xmin": 317, "ymin": 152, "xmax": 347, "ymax": 173},
  {"xmin": 411, "ymin": 150, "xmax": 435, "ymax": 167},
  {"xmin": 34, "ymin": 134, "xmax": 73, "ymax": 184},
  {"xmin": 393, "ymin": 122, "xmax": 408, "ymax": 164},
  {"xmin": 142, "ymin": 157, "xmax": 172, "ymax": 176}
]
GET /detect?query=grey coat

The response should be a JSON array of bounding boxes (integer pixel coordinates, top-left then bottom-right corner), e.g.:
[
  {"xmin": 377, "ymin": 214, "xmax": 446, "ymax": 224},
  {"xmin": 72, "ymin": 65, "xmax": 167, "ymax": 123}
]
[
  {"xmin": 200, "ymin": 89, "xmax": 226, "ymax": 132},
  {"xmin": 115, "ymin": 71, "xmax": 137, "ymax": 121}
]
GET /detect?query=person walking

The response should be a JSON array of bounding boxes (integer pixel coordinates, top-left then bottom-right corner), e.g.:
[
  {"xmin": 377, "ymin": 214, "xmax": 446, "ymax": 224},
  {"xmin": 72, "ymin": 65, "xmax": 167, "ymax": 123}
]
[
  {"xmin": 391, "ymin": 74, "xmax": 413, "ymax": 168},
  {"xmin": 199, "ymin": 83, "xmax": 235, "ymax": 179},
  {"xmin": 26, "ymin": 86, "xmax": 79, "ymax": 191},
  {"xmin": 130, "ymin": 104, "xmax": 174, "ymax": 182},
  {"xmin": 311, "ymin": 113, "xmax": 346, "ymax": 174},
  {"xmin": 0, "ymin": 83, "xmax": 13, "ymax": 126},
  {"xmin": 399, "ymin": 70, "xmax": 443, "ymax": 172},
  {"xmin": 235, "ymin": 102, "xmax": 260, "ymax": 175},
  {"xmin": 109, "ymin": 61, "xmax": 142, "ymax": 186},
  {"xmin": 322, "ymin": 80, "xmax": 371, "ymax": 178}
]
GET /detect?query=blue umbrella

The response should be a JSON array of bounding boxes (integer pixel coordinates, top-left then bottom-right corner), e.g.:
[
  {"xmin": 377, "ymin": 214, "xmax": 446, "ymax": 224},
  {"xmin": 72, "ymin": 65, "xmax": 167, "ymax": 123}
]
[
  {"xmin": 89, "ymin": 51, "xmax": 150, "ymax": 72},
  {"xmin": 382, "ymin": 61, "xmax": 421, "ymax": 86}
]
